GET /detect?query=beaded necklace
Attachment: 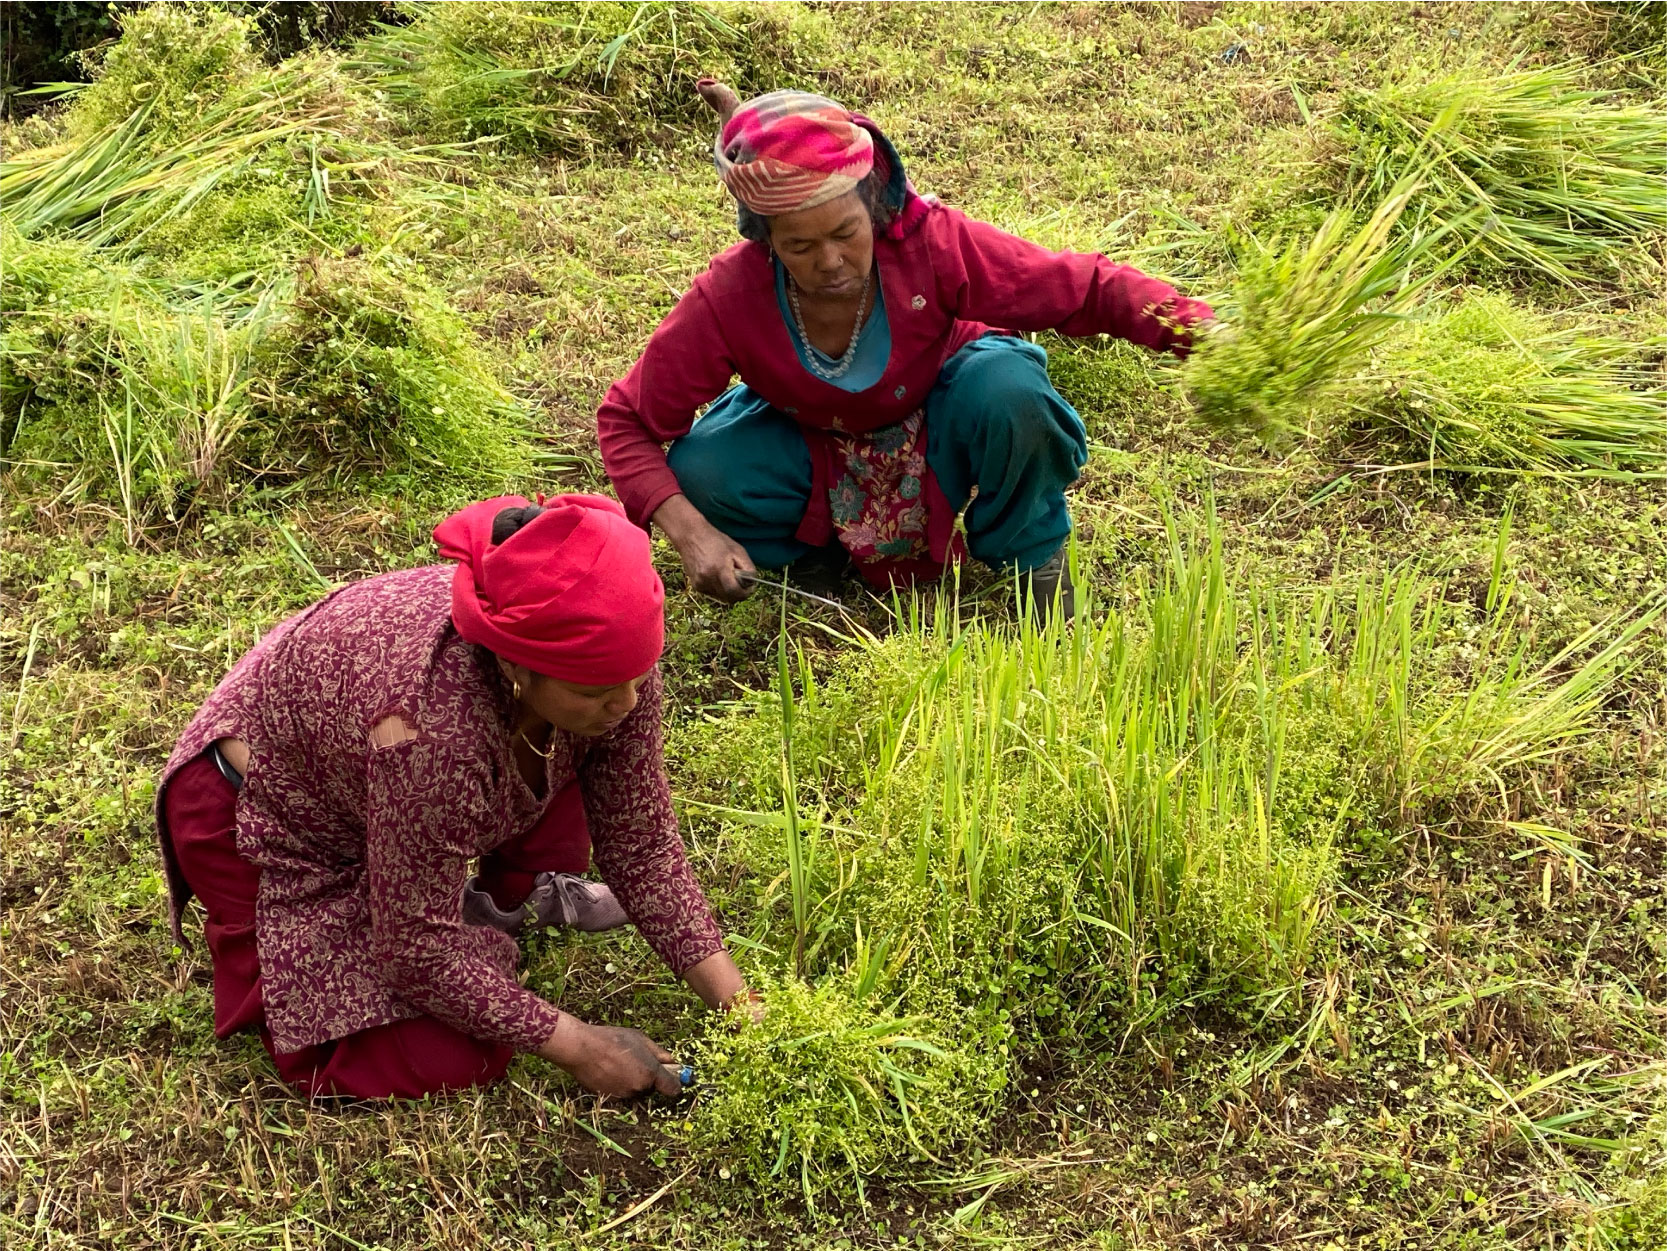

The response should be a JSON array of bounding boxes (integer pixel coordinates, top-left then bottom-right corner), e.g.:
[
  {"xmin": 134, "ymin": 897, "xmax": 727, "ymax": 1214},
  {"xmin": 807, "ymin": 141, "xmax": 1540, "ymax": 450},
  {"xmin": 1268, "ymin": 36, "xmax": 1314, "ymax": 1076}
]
[{"xmin": 786, "ymin": 267, "xmax": 874, "ymax": 381}]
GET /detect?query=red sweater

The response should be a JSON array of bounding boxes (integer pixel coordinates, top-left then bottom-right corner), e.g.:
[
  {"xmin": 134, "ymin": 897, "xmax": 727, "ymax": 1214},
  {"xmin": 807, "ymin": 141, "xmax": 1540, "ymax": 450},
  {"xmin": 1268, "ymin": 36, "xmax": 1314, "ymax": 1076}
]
[{"xmin": 598, "ymin": 200, "xmax": 1208, "ymax": 534}]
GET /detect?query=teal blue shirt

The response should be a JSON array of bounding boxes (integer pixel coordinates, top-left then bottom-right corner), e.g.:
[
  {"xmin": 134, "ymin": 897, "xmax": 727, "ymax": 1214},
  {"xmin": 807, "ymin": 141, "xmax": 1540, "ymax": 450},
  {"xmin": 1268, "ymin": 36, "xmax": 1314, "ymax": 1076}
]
[{"xmin": 774, "ymin": 261, "xmax": 892, "ymax": 393}]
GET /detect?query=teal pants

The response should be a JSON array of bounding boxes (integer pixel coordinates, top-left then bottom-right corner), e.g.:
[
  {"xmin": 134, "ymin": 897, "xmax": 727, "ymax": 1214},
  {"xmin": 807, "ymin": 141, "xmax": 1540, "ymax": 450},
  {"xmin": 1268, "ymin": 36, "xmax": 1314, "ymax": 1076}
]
[{"xmin": 666, "ymin": 335, "xmax": 1087, "ymax": 572}]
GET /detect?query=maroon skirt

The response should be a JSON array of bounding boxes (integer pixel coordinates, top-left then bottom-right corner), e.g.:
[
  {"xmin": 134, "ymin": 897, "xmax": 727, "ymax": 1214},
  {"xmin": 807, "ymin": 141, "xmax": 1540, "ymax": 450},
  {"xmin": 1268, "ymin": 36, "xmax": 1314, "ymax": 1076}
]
[{"xmin": 164, "ymin": 750, "xmax": 588, "ymax": 1099}]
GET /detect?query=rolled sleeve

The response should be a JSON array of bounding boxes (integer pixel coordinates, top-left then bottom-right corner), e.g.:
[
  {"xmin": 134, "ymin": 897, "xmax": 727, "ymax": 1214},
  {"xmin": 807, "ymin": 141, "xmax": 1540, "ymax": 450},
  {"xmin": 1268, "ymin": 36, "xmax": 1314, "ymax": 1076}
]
[
  {"xmin": 597, "ymin": 283, "xmax": 742, "ymax": 528},
  {"xmin": 930, "ymin": 207, "xmax": 1212, "ymax": 353}
]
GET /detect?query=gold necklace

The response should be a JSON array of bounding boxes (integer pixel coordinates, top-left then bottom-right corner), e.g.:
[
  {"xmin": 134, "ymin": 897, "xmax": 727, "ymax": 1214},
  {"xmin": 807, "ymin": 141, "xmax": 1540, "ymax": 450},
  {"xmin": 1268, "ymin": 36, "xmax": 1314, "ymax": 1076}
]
[{"xmin": 519, "ymin": 728, "xmax": 555, "ymax": 759}]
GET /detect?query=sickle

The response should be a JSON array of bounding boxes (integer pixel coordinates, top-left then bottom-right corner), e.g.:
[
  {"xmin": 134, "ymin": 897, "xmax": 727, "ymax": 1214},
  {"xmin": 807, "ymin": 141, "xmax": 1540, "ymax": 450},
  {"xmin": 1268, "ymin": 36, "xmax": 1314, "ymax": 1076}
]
[{"xmin": 696, "ymin": 77, "xmax": 740, "ymax": 124}]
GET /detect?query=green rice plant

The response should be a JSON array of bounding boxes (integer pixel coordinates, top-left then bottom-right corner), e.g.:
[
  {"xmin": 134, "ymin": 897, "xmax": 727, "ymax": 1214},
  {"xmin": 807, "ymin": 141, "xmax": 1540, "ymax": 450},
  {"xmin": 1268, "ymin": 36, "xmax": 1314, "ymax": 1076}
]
[
  {"xmin": 1180, "ymin": 185, "xmax": 1459, "ymax": 445},
  {"xmin": 98, "ymin": 388, "xmax": 148, "ymax": 547},
  {"xmin": 775, "ymin": 607, "xmax": 819, "ymax": 978},
  {"xmin": 688, "ymin": 972, "xmax": 1005, "ymax": 1209},
  {"xmin": 353, "ymin": 1, "xmax": 796, "ymax": 155},
  {"xmin": 672, "ymin": 515, "xmax": 1657, "ymax": 1202},
  {"xmin": 678, "ymin": 515, "xmax": 1657, "ymax": 1060},
  {"xmin": 1335, "ymin": 64, "xmax": 1667, "ymax": 284},
  {"xmin": 1351, "ymin": 292, "xmax": 1666, "ymax": 476}
]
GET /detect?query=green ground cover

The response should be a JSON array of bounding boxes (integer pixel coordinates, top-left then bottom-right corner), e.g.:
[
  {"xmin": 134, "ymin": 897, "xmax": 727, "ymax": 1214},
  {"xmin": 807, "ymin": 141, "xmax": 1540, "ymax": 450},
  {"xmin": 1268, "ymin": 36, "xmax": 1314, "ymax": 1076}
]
[{"xmin": 3, "ymin": 2, "xmax": 1664, "ymax": 1247}]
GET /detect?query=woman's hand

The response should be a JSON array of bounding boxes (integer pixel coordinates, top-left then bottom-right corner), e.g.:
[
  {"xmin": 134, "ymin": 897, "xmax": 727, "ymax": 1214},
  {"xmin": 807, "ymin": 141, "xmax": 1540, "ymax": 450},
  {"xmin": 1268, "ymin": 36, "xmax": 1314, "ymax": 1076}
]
[
  {"xmin": 726, "ymin": 987, "xmax": 766, "ymax": 1025},
  {"xmin": 652, "ymin": 494, "xmax": 756, "ymax": 603},
  {"xmin": 536, "ymin": 1014, "xmax": 683, "ymax": 1097}
]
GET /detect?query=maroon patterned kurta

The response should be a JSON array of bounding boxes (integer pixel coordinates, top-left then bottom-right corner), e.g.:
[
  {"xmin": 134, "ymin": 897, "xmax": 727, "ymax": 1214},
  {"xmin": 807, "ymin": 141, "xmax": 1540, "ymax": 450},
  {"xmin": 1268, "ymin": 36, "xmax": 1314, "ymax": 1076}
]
[{"xmin": 156, "ymin": 565, "xmax": 725, "ymax": 1055}]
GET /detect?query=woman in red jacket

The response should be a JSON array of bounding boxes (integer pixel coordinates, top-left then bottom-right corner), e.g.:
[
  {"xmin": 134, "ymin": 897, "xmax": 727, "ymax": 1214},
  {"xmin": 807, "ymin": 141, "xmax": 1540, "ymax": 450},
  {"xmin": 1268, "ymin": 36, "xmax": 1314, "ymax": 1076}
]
[{"xmin": 596, "ymin": 82, "xmax": 1214, "ymax": 614}]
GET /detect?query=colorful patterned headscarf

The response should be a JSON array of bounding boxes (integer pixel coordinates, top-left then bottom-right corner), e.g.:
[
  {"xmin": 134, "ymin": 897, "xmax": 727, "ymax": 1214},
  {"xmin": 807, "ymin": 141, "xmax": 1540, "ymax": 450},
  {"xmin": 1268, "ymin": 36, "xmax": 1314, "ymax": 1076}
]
[{"xmin": 702, "ymin": 81, "xmax": 875, "ymax": 216}]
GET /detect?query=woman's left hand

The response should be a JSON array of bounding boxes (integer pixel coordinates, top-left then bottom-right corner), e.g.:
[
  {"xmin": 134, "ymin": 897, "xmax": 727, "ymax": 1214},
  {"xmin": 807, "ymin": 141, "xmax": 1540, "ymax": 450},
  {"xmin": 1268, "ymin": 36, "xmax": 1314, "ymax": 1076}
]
[{"xmin": 725, "ymin": 987, "xmax": 766, "ymax": 1024}]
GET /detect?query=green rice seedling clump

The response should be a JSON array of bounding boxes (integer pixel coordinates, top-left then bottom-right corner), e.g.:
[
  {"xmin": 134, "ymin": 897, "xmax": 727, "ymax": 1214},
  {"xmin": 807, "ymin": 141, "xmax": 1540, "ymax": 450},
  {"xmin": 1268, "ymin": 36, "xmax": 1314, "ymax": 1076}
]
[
  {"xmin": 358, "ymin": 1, "xmax": 797, "ymax": 156},
  {"xmin": 1355, "ymin": 292, "xmax": 1666, "ymax": 474},
  {"xmin": 1180, "ymin": 188, "xmax": 1446, "ymax": 445},
  {"xmin": 136, "ymin": 168, "xmax": 364, "ymax": 282},
  {"xmin": 687, "ymin": 971, "xmax": 1005, "ymax": 1206},
  {"xmin": 0, "ymin": 230, "xmax": 116, "ymax": 451},
  {"xmin": 1335, "ymin": 64, "xmax": 1667, "ymax": 284},
  {"xmin": 67, "ymin": 2, "xmax": 264, "ymax": 144},
  {"xmin": 678, "ymin": 519, "xmax": 1655, "ymax": 1059}
]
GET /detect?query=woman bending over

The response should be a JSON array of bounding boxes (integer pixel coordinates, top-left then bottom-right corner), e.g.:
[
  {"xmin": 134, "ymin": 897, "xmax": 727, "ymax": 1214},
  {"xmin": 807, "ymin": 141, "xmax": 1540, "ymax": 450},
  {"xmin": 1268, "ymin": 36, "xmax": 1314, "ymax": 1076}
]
[{"xmin": 157, "ymin": 494, "xmax": 746, "ymax": 1099}]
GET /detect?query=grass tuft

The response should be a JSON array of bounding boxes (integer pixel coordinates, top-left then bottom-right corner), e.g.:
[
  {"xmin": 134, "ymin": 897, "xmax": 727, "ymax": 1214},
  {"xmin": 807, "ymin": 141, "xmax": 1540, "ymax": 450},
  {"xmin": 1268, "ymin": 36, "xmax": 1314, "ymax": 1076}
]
[{"xmin": 1352, "ymin": 291, "xmax": 1667, "ymax": 476}]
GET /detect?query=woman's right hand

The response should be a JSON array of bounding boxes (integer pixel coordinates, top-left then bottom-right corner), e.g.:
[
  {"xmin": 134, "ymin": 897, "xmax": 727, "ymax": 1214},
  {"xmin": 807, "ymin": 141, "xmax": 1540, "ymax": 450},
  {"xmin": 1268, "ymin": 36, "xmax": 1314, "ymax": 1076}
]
[
  {"xmin": 652, "ymin": 494, "xmax": 756, "ymax": 603},
  {"xmin": 538, "ymin": 1015, "xmax": 683, "ymax": 1097}
]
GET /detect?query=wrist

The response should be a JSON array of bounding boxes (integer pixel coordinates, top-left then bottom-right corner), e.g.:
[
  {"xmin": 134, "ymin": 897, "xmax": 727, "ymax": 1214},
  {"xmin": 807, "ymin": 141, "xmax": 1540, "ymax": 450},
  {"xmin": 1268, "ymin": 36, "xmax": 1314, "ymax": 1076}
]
[
  {"xmin": 651, "ymin": 494, "xmax": 702, "ymax": 547},
  {"xmin": 537, "ymin": 1013, "xmax": 592, "ymax": 1066},
  {"xmin": 724, "ymin": 987, "xmax": 762, "ymax": 1013},
  {"xmin": 685, "ymin": 949, "xmax": 747, "ymax": 1011}
]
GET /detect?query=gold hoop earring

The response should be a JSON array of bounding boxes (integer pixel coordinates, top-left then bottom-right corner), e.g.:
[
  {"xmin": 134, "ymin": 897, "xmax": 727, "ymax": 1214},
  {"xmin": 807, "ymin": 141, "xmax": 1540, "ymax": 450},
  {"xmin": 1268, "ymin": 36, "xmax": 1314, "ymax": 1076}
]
[{"xmin": 512, "ymin": 679, "xmax": 522, "ymax": 702}]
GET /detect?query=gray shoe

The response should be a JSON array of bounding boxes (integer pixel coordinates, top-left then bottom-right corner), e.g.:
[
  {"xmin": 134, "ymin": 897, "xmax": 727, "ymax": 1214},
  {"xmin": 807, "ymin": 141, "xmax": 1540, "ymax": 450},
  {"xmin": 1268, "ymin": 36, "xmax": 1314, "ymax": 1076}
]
[
  {"xmin": 1023, "ymin": 548, "xmax": 1075, "ymax": 621},
  {"xmin": 461, "ymin": 873, "xmax": 630, "ymax": 936}
]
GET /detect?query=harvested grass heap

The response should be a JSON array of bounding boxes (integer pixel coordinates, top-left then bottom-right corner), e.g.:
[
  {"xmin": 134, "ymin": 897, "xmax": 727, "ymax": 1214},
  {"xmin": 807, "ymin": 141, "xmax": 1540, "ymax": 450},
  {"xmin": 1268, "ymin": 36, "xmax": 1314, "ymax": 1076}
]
[
  {"xmin": 65, "ymin": 1, "xmax": 263, "ymax": 142},
  {"xmin": 0, "ymin": 232, "xmax": 274, "ymax": 534},
  {"xmin": 1355, "ymin": 292, "xmax": 1666, "ymax": 476},
  {"xmin": 689, "ymin": 974, "xmax": 1003, "ymax": 1208},
  {"xmin": 0, "ymin": 75, "xmax": 345, "ymax": 249},
  {"xmin": 356, "ymin": 0, "xmax": 795, "ymax": 155},
  {"xmin": 1336, "ymin": 64, "xmax": 1667, "ymax": 285},
  {"xmin": 253, "ymin": 257, "xmax": 533, "ymax": 489},
  {"xmin": 0, "ymin": 241, "xmax": 531, "ymax": 528},
  {"xmin": 0, "ymin": 3, "xmax": 353, "ymax": 253}
]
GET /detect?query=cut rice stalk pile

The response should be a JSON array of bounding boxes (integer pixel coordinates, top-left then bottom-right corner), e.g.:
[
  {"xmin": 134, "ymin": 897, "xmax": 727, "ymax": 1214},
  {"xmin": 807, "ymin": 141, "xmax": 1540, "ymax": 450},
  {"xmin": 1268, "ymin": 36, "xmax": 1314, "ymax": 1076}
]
[
  {"xmin": 688, "ymin": 973, "xmax": 1003, "ymax": 1209},
  {"xmin": 353, "ymin": 0, "xmax": 795, "ymax": 156},
  {"xmin": 0, "ymin": 70, "xmax": 345, "ymax": 247},
  {"xmin": 1336, "ymin": 64, "xmax": 1667, "ymax": 284},
  {"xmin": 1356, "ymin": 293, "xmax": 1667, "ymax": 477},
  {"xmin": 1180, "ymin": 186, "xmax": 1457, "ymax": 445}
]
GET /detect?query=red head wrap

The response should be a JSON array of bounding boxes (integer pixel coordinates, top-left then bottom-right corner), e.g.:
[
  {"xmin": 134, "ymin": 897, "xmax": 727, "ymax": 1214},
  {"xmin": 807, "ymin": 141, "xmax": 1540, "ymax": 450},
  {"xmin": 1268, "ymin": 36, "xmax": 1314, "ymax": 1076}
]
[{"xmin": 434, "ymin": 494, "xmax": 664, "ymax": 685}]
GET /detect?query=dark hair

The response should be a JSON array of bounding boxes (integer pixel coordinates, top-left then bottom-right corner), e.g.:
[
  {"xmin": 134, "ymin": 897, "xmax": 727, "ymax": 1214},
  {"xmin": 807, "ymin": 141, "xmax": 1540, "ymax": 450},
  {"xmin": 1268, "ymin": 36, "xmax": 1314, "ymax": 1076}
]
[
  {"xmin": 491, "ymin": 504, "xmax": 544, "ymax": 545},
  {"xmin": 737, "ymin": 167, "xmax": 897, "ymax": 245}
]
